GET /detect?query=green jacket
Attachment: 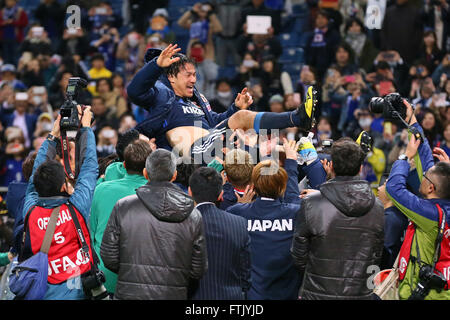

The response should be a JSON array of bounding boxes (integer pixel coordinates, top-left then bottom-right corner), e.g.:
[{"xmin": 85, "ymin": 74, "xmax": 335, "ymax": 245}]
[
  {"xmin": 90, "ymin": 173, "xmax": 148, "ymax": 294},
  {"xmin": 386, "ymin": 124, "xmax": 450, "ymax": 300},
  {"xmin": 96, "ymin": 162, "xmax": 127, "ymax": 186},
  {"xmin": 0, "ymin": 252, "xmax": 10, "ymax": 266}
]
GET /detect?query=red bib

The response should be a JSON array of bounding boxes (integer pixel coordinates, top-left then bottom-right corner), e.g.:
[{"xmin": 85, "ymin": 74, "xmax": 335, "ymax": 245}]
[
  {"xmin": 397, "ymin": 204, "xmax": 450, "ymax": 288},
  {"xmin": 27, "ymin": 204, "xmax": 93, "ymax": 284}
]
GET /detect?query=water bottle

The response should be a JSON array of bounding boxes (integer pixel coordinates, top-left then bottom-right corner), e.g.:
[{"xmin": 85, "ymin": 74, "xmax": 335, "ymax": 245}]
[{"xmin": 297, "ymin": 132, "xmax": 317, "ymax": 165}]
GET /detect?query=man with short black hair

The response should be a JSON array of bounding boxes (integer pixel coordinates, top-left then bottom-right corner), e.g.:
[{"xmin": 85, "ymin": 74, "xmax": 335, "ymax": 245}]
[
  {"xmin": 90, "ymin": 139, "xmax": 151, "ymax": 296},
  {"xmin": 291, "ymin": 137, "xmax": 384, "ymax": 300},
  {"xmin": 386, "ymin": 100, "xmax": 450, "ymax": 300},
  {"xmin": 21, "ymin": 106, "xmax": 98, "ymax": 300},
  {"xmin": 188, "ymin": 167, "xmax": 251, "ymax": 300},
  {"xmin": 101, "ymin": 148, "xmax": 207, "ymax": 299}
]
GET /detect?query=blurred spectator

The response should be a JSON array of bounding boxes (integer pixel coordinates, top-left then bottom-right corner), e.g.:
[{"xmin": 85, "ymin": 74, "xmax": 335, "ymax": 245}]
[
  {"xmin": 370, "ymin": 52, "xmax": 409, "ymax": 96},
  {"xmin": 91, "ymin": 95, "xmax": 119, "ymax": 137},
  {"xmin": 418, "ymin": 30, "xmax": 445, "ymax": 73},
  {"xmin": 313, "ymin": 116, "xmax": 337, "ymax": 148},
  {"xmin": 236, "ymin": 32, "xmax": 282, "ymax": 64},
  {"xmin": 96, "ymin": 126, "xmax": 118, "ymax": 158},
  {"xmin": 125, "ymin": 0, "xmax": 169, "ymax": 34},
  {"xmin": 20, "ymin": 25, "xmax": 52, "ymax": 57},
  {"xmin": 118, "ymin": 113, "xmax": 137, "ymax": 134},
  {"xmin": 178, "ymin": 2, "xmax": 223, "ymax": 53},
  {"xmin": 19, "ymin": 58, "xmax": 45, "ymax": 88},
  {"xmin": 90, "ymin": 22, "xmax": 120, "ymax": 71},
  {"xmin": 112, "ymin": 73, "xmax": 127, "ymax": 98},
  {"xmin": 214, "ymin": 0, "xmax": 242, "ymax": 67},
  {"xmin": 37, "ymin": 53, "xmax": 58, "ymax": 86},
  {"xmin": 87, "ymin": 1, "xmax": 121, "ymax": 36},
  {"xmin": 209, "ymin": 78, "xmax": 234, "ymax": 113},
  {"xmin": 96, "ymin": 77, "xmax": 128, "ymax": 118},
  {"xmin": 381, "ymin": 0, "xmax": 423, "ymax": 65},
  {"xmin": 0, "ymin": 92, "xmax": 37, "ymax": 148},
  {"xmin": 240, "ymin": 0, "xmax": 281, "ymax": 35},
  {"xmin": 146, "ymin": 8, "xmax": 176, "ymax": 44},
  {"xmin": 421, "ymin": 108, "xmax": 443, "ymax": 148},
  {"xmin": 440, "ymin": 121, "xmax": 450, "ymax": 156},
  {"xmin": 235, "ymin": 52, "xmax": 261, "ymax": 89},
  {"xmin": 0, "ymin": 126, "xmax": 27, "ymax": 186},
  {"xmin": 412, "ymin": 76, "xmax": 436, "ymax": 109},
  {"xmin": 260, "ymin": 55, "xmax": 287, "ymax": 97},
  {"xmin": 187, "ymin": 40, "xmax": 218, "ymax": 100},
  {"xmin": 34, "ymin": 0, "xmax": 65, "ymax": 47},
  {"xmin": 296, "ymin": 65, "xmax": 318, "ymax": 104},
  {"xmin": 421, "ymin": 0, "xmax": 450, "ymax": 50},
  {"xmin": 0, "ymin": 83, "xmax": 14, "ymax": 110},
  {"xmin": 57, "ymin": 27, "xmax": 91, "ymax": 60},
  {"xmin": 116, "ymin": 31, "xmax": 146, "ymax": 83},
  {"xmin": 339, "ymin": 0, "xmax": 367, "ymax": 27},
  {"xmin": 304, "ymin": 9, "xmax": 341, "ymax": 80},
  {"xmin": 33, "ymin": 112, "xmax": 53, "ymax": 138},
  {"xmin": 87, "ymin": 53, "xmax": 113, "ymax": 95},
  {"xmin": 431, "ymin": 52, "xmax": 450, "ymax": 85},
  {"xmin": 316, "ymin": 0, "xmax": 343, "ymax": 33},
  {"xmin": 328, "ymin": 42, "xmax": 359, "ymax": 76},
  {"xmin": 0, "ymin": 0, "xmax": 28, "ymax": 64},
  {"xmin": 268, "ymin": 94, "xmax": 285, "ymax": 113},
  {"xmin": 343, "ymin": 17, "xmax": 378, "ymax": 72},
  {"xmin": 0, "ymin": 64, "xmax": 26, "ymax": 90}
]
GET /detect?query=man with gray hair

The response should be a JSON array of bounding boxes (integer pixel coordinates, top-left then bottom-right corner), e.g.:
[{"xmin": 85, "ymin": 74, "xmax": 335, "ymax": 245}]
[{"xmin": 101, "ymin": 148, "xmax": 207, "ymax": 300}]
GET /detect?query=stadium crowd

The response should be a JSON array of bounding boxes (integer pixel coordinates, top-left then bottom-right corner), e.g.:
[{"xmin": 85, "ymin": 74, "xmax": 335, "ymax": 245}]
[{"xmin": 0, "ymin": 0, "xmax": 448, "ymax": 301}]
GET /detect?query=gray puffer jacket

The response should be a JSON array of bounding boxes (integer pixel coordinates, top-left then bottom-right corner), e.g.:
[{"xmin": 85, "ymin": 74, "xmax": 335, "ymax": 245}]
[
  {"xmin": 291, "ymin": 176, "xmax": 384, "ymax": 300},
  {"xmin": 101, "ymin": 181, "xmax": 207, "ymax": 300}
]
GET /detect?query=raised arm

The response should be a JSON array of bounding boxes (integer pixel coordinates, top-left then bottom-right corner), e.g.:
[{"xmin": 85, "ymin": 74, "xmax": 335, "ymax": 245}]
[{"xmin": 127, "ymin": 44, "xmax": 181, "ymax": 108}]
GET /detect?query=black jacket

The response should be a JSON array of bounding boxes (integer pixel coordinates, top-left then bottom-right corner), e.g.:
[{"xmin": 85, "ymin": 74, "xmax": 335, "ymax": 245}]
[
  {"xmin": 291, "ymin": 176, "xmax": 384, "ymax": 300},
  {"xmin": 101, "ymin": 181, "xmax": 207, "ymax": 300}
]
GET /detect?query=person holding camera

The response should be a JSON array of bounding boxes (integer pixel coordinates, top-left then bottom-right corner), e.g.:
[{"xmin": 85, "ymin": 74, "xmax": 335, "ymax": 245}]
[
  {"xmin": 20, "ymin": 106, "xmax": 101, "ymax": 300},
  {"xmin": 386, "ymin": 99, "xmax": 450, "ymax": 300}
]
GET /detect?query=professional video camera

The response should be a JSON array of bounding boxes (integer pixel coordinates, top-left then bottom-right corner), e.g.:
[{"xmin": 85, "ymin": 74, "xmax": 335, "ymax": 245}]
[
  {"xmin": 59, "ymin": 77, "xmax": 93, "ymax": 180},
  {"xmin": 60, "ymin": 77, "xmax": 88, "ymax": 132},
  {"xmin": 368, "ymin": 93, "xmax": 424, "ymax": 142}
]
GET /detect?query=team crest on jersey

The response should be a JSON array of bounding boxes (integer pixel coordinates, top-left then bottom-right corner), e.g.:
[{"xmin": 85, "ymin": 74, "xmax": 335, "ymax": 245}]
[{"xmin": 199, "ymin": 93, "xmax": 212, "ymax": 111}]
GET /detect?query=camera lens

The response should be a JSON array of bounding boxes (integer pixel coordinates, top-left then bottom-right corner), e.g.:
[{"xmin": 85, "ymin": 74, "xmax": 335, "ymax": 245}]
[{"xmin": 368, "ymin": 97, "xmax": 385, "ymax": 114}]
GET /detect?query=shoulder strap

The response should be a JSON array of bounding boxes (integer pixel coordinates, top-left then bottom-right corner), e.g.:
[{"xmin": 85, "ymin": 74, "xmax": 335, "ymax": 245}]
[
  {"xmin": 433, "ymin": 204, "xmax": 447, "ymax": 268},
  {"xmin": 40, "ymin": 206, "xmax": 60, "ymax": 254},
  {"xmin": 66, "ymin": 202, "xmax": 100, "ymax": 266}
]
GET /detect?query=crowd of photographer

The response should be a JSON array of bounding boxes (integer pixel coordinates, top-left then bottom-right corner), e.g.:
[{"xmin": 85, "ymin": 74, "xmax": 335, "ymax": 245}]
[{"xmin": 0, "ymin": 0, "xmax": 448, "ymax": 301}]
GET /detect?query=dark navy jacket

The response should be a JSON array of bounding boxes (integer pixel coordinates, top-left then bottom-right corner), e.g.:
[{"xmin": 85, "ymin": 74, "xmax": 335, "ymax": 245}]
[
  {"xmin": 0, "ymin": 112, "xmax": 38, "ymax": 147},
  {"xmin": 192, "ymin": 203, "xmax": 251, "ymax": 300},
  {"xmin": 226, "ymin": 159, "xmax": 302, "ymax": 300},
  {"xmin": 126, "ymin": 56, "xmax": 239, "ymax": 150}
]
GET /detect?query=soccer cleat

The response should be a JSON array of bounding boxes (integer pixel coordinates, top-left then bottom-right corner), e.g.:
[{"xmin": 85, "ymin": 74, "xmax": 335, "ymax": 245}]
[
  {"xmin": 296, "ymin": 86, "xmax": 318, "ymax": 132},
  {"xmin": 356, "ymin": 131, "xmax": 373, "ymax": 155}
]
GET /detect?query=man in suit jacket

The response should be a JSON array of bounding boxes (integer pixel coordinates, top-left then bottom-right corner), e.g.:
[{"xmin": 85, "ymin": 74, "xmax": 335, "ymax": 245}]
[{"xmin": 189, "ymin": 166, "xmax": 251, "ymax": 300}]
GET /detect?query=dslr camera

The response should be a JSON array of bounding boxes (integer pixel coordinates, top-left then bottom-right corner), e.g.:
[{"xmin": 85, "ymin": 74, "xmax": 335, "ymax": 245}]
[
  {"xmin": 368, "ymin": 93, "xmax": 406, "ymax": 122},
  {"xmin": 408, "ymin": 264, "xmax": 447, "ymax": 300},
  {"xmin": 81, "ymin": 268, "xmax": 109, "ymax": 300},
  {"xmin": 369, "ymin": 92, "xmax": 424, "ymax": 142},
  {"xmin": 60, "ymin": 77, "xmax": 89, "ymax": 132}
]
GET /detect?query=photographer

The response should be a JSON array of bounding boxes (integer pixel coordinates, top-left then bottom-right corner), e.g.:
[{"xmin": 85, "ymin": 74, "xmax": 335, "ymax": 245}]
[
  {"xmin": 21, "ymin": 106, "xmax": 99, "ymax": 300},
  {"xmin": 386, "ymin": 99, "xmax": 450, "ymax": 300},
  {"xmin": 177, "ymin": 2, "xmax": 223, "ymax": 54}
]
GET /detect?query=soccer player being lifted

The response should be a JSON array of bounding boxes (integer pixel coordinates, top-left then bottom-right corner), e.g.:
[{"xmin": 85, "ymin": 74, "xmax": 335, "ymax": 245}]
[{"xmin": 127, "ymin": 44, "xmax": 317, "ymax": 163}]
